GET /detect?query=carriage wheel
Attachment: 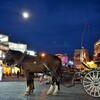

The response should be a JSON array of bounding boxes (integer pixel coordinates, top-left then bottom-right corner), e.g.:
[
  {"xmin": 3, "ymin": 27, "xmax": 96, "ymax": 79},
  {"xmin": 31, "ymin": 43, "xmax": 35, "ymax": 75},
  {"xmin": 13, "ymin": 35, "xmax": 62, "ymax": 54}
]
[{"xmin": 83, "ymin": 70, "xmax": 100, "ymax": 97}]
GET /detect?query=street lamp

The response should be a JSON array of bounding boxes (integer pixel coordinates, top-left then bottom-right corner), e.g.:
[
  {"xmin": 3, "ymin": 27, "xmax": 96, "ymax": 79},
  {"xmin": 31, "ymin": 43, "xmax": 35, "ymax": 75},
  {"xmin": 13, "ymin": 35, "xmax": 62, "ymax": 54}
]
[{"xmin": 41, "ymin": 53, "xmax": 46, "ymax": 58}]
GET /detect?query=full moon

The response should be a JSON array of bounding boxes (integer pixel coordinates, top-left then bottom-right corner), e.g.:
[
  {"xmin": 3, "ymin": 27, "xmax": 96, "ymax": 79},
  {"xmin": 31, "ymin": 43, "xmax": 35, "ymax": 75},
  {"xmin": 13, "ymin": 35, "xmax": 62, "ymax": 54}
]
[{"xmin": 22, "ymin": 12, "xmax": 29, "ymax": 19}]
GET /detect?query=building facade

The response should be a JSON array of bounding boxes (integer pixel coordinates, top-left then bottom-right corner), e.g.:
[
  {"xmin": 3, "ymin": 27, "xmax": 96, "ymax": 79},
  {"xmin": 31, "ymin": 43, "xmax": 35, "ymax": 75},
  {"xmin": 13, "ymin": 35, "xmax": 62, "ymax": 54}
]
[
  {"xmin": 56, "ymin": 53, "xmax": 68, "ymax": 65},
  {"xmin": 0, "ymin": 34, "xmax": 9, "ymax": 61},
  {"xmin": 0, "ymin": 34, "xmax": 27, "ymax": 76},
  {"xmin": 94, "ymin": 39, "xmax": 100, "ymax": 61},
  {"xmin": 73, "ymin": 48, "xmax": 89, "ymax": 71}
]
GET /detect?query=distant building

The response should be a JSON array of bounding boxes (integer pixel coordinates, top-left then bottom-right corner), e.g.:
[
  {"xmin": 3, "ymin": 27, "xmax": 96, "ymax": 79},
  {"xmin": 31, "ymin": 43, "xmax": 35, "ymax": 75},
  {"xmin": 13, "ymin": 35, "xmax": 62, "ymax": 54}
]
[
  {"xmin": 0, "ymin": 34, "xmax": 9, "ymax": 61},
  {"xmin": 94, "ymin": 39, "xmax": 100, "ymax": 61},
  {"xmin": 9, "ymin": 42, "xmax": 27, "ymax": 52},
  {"xmin": 0, "ymin": 34, "xmax": 27, "ymax": 61},
  {"xmin": 73, "ymin": 47, "xmax": 89, "ymax": 71},
  {"xmin": 0, "ymin": 33, "xmax": 35, "ymax": 76},
  {"xmin": 27, "ymin": 50, "xmax": 36, "ymax": 56},
  {"xmin": 55, "ymin": 53, "xmax": 68, "ymax": 65}
]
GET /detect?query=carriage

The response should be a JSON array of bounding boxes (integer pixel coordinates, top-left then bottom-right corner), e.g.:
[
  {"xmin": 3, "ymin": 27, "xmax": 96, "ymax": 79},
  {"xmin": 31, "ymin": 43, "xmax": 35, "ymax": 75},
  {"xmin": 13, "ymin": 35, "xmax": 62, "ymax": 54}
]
[
  {"xmin": 3, "ymin": 49, "xmax": 100, "ymax": 97},
  {"xmin": 61, "ymin": 65, "xmax": 82, "ymax": 86},
  {"xmin": 62, "ymin": 60, "xmax": 100, "ymax": 97},
  {"xmin": 81, "ymin": 59, "xmax": 100, "ymax": 97}
]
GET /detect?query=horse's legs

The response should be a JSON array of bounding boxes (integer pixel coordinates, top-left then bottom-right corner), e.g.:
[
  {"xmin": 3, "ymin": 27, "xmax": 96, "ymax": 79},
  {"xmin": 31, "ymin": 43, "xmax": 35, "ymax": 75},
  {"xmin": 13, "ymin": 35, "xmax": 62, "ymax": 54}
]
[
  {"xmin": 30, "ymin": 74, "xmax": 34, "ymax": 92},
  {"xmin": 53, "ymin": 71, "xmax": 61, "ymax": 95},
  {"xmin": 57, "ymin": 73, "xmax": 61, "ymax": 90},
  {"xmin": 25, "ymin": 70, "xmax": 34, "ymax": 96},
  {"xmin": 47, "ymin": 76, "xmax": 54, "ymax": 95},
  {"xmin": 25, "ymin": 81, "xmax": 31, "ymax": 95},
  {"xmin": 47, "ymin": 64, "xmax": 62, "ymax": 95},
  {"xmin": 47, "ymin": 72, "xmax": 61, "ymax": 95},
  {"xmin": 52, "ymin": 78, "xmax": 59, "ymax": 95},
  {"xmin": 57, "ymin": 81, "xmax": 60, "ymax": 90}
]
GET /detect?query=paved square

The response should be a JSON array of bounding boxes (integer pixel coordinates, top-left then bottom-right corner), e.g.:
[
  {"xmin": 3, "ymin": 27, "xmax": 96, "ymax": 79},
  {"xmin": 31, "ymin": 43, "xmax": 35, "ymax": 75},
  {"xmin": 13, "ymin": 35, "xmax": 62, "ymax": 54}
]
[{"xmin": 0, "ymin": 80, "xmax": 99, "ymax": 100}]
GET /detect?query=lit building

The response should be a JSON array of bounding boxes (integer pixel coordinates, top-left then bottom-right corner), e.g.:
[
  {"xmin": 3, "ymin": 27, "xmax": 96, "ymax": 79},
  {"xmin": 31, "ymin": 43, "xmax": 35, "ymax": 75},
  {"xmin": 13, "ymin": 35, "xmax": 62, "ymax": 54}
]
[
  {"xmin": 0, "ymin": 34, "xmax": 27, "ymax": 62},
  {"xmin": 27, "ymin": 50, "xmax": 36, "ymax": 56},
  {"xmin": 73, "ymin": 48, "xmax": 89, "ymax": 71},
  {"xmin": 94, "ymin": 39, "xmax": 100, "ymax": 60},
  {"xmin": 9, "ymin": 42, "xmax": 27, "ymax": 52},
  {"xmin": 0, "ymin": 34, "xmax": 9, "ymax": 61},
  {"xmin": 0, "ymin": 33, "xmax": 35, "ymax": 76},
  {"xmin": 56, "ymin": 53, "xmax": 68, "ymax": 65},
  {"xmin": 0, "ymin": 34, "xmax": 10, "ymax": 75}
]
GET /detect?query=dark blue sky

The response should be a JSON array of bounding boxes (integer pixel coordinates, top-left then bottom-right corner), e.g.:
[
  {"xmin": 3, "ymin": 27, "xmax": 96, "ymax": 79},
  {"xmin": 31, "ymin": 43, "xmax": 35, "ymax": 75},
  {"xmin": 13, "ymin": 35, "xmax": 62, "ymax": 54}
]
[{"xmin": 0, "ymin": 0, "xmax": 100, "ymax": 56}]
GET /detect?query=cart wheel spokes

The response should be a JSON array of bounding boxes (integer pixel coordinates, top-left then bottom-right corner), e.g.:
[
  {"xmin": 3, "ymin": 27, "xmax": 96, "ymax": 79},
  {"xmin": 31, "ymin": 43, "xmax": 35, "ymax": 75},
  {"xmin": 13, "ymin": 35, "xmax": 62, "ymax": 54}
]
[{"xmin": 83, "ymin": 70, "xmax": 100, "ymax": 97}]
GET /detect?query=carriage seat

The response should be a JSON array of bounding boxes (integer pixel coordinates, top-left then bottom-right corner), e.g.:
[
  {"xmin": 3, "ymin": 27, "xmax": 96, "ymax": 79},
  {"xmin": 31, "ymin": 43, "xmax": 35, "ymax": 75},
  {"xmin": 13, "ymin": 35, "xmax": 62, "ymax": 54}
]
[{"xmin": 94, "ymin": 59, "xmax": 100, "ymax": 64}]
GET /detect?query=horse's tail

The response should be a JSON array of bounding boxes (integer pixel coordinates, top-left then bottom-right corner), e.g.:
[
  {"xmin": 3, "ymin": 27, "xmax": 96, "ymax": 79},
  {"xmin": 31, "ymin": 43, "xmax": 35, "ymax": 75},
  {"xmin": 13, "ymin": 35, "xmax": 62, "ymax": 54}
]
[
  {"xmin": 56, "ymin": 61, "xmax": 62, "ymax": 90},
  {"xmin": 57, "ymin": 61, "xmax": 62, "ymax": 81},
  {"xmin": 60, "ymin": 63, "xmax": 63, "ymax": 79}
]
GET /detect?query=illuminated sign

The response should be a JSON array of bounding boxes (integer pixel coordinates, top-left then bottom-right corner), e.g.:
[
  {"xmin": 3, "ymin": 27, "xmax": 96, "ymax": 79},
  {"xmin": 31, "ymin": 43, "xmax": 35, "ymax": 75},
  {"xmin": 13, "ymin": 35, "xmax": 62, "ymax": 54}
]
[{"xmin": 9, "ymin": 42, "xmax": 27, "ymax": 52}]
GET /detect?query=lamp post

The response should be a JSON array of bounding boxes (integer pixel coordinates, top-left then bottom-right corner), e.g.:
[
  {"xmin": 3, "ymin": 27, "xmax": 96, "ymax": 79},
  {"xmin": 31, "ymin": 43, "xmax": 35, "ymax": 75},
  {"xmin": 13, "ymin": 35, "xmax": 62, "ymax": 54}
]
[{"xmin": 41, "ymin": 52, "xmax": 46, "ymax": 58}]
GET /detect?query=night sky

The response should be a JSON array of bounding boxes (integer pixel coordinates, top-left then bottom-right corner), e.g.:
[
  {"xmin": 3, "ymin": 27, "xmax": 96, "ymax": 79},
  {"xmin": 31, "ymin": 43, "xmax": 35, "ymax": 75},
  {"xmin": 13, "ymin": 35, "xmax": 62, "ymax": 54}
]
[{"xmin": 0, "ymin": 0, "xmax": 100, "ymax": 56}]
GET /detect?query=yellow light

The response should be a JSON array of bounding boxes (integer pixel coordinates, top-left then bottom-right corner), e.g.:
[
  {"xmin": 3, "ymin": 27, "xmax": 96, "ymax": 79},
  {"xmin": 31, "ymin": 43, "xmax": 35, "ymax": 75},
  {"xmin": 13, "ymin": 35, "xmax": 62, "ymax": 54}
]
[
  {"xmin": 86, "ymin": 61, "xmax": 96, "ymax": 68},
  {"xmin": 41, "ymin": 53, "xmax": 46, "ymax": 57},
  {"xmin": 87, "ymin": 61, "xmax": 94, "ymax": 64}
]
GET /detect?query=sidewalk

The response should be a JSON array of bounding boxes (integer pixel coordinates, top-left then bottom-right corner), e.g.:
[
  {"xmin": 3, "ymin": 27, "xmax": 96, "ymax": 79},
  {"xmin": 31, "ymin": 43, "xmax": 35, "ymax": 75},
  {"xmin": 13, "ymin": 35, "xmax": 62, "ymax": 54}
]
[
  {"xmin": 2, "ymin": 77, "xmax": 39, "ymax": 82},
  {"xmin": 0, "ymin": 81, "xmax": 98, "ymax": 100}
]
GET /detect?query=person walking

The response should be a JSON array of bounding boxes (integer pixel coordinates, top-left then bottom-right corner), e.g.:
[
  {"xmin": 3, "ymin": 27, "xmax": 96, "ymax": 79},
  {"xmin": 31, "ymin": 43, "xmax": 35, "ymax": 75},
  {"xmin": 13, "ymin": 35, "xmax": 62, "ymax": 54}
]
[
  {"xmin": 17, "ymin": 71, "xmax": 20, "ymax": 78},
  {"xmin": 0, "ymin": 64, "xmax": 3, "ymax": 81}
]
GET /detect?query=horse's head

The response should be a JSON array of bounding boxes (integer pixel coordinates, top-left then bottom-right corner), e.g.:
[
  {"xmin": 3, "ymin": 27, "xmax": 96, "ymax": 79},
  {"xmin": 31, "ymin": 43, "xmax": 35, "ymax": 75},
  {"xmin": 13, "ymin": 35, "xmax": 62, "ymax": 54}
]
[{"xmin": 3, "ymin": 50, "xmax": 15, "ymax": 66}]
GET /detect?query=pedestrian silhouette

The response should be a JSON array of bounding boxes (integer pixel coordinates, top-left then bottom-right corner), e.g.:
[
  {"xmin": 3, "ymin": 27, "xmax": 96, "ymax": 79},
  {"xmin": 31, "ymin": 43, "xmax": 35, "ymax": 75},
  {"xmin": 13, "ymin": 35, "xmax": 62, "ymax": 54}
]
[{"xmin": 17, "ymin": 71, "xmax": 20, "ymax": 78}]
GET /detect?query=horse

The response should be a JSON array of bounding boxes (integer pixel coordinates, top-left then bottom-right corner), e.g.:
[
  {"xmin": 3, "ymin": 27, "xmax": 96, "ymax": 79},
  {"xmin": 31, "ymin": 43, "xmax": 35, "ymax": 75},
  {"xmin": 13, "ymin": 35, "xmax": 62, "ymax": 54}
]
[{"xmin": 3, "ymin": 49, "xmax": 62, "ymax": 96}]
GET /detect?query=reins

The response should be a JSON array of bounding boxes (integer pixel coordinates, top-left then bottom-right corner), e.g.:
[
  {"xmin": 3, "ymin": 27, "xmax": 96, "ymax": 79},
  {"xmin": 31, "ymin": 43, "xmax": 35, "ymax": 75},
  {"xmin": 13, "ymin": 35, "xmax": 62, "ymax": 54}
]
[
  {"xmin": 42, "ymin": 63, "xmax": 74, "ymax": 88},
  {"xmin": 15, "ymin": 51, "xmax": 27, "ymax": 67}
]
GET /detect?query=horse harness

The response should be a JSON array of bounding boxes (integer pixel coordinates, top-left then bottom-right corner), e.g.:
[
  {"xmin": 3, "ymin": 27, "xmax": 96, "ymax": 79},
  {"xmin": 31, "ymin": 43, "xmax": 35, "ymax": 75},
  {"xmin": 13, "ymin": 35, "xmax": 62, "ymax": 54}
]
[
  {"xmin": 14, "ymin": 52, "xmax": 51, "ymax": 72},
  {"xmin": 14, "ymin": 52, "xmax": 74, "ymax": 88},
  {"xmin": 13, "ymin": 51, "xmax": 27, "ymax": 67},
  {"xmin": 15, "ymin": 52, "xmax": 60, "ymax": 80}
]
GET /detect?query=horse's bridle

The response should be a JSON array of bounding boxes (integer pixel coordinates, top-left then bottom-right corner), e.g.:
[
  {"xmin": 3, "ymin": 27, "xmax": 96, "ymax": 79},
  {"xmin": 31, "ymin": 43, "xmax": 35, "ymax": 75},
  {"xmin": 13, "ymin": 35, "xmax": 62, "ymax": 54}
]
[{"xmin": 14, "ymin": 51, "xmax": 27, "ymax": 67}]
